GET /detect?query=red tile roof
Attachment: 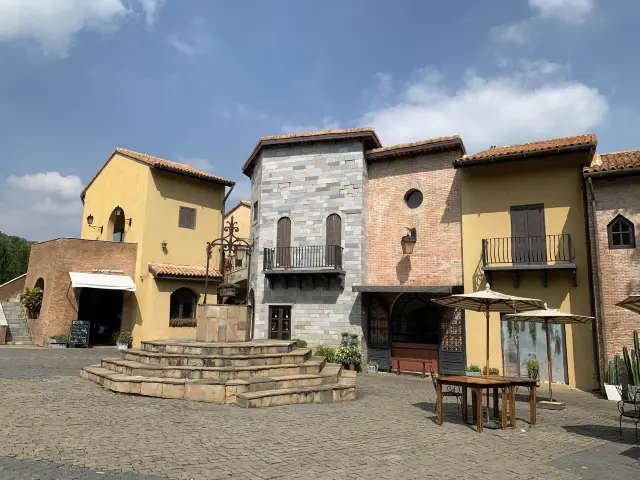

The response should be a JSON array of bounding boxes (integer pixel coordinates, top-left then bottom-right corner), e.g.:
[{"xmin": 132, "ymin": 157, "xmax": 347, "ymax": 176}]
[
  {"xmin": 148, "ymin": 262, "xmax": 221, "ymax": 279},
  {"xmin": 584, "ymin": 150, "xmax": 640, "ymax": 176},
  {"xmin": 225, "ymin": 200, "xmax": 251, "ymax": 217},
  {"xmin": 456, "ymin": 134, "xmax": 597, "ymax": 165},
  {"xmin": 81, "ymin": 148, "xmax": 235, "ymax": 199},
  {"xmin": 242, "ymin": 128, "xmax": 382, "ymax": 177},
  {"xmin": 366, "ymin": 135, "xmax": 465, "ymax": 159}
]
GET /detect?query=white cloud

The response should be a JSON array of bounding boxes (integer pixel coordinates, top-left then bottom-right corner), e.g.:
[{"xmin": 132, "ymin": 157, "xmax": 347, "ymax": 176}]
[
  {"xmin": 167, "ymin": 15, "xmax": 212, "ymax": 57},
  {"xmin": 359, "ymin": 62, "xmax": 608, "ymax": 153},
  {"xmin": 178, "ymin": 157, "xmax": 215, "ymax": 173},
  {"xmin": 492, "ymin": 21, "xmax": 531, "ymax": 44},
  {"xmin": 281, "ymin": 116, "xmax": 341, "ymax": 134},
  {"xmin": 0, "ymin": 172, "xmax": 84, "ymax": 240},
  {"xmin": 530, "ymin": 0, "xmax": 594, "ymax": 23},
  {"xmin": 0, "ymin": 0, "xmax": 166, "ymax": 56}
]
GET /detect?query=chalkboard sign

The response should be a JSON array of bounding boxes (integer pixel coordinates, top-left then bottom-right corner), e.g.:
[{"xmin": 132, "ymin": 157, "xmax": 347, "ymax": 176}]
[{"xmin": 70, "ymin": 320, "xmax": 90, "ymax": 347}]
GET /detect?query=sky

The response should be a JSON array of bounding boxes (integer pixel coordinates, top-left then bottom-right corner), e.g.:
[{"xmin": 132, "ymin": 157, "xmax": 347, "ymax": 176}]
[{"xmin": 0, "ymin": 0, "xmax": 638, "ymax": 241}]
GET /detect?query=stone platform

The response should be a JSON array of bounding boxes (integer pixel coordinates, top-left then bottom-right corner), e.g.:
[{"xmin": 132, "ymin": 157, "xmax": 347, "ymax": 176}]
[{"xmin": 79, "ymin": 339, "xmax": 356, "ymax": 407}]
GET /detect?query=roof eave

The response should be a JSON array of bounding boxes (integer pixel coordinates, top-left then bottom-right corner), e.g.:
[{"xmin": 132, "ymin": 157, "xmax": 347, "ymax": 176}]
[
  {"xmin": 584, "ymin": 166, "xmax": 640, "ymax": 178},
  {"xmin": 366, "ymin": 139, "xmax": 465, "ymax": 162},
  {"xmin": 454, "ymin": 143, "xmax": 596, "ymax": 168},
  {"xmin": 151, "ymin": 273, "xmax": 222, "ymax": 281},
  {"xmin": 151, "ymin": 164, "xmax": 235, "ymax": 187}
]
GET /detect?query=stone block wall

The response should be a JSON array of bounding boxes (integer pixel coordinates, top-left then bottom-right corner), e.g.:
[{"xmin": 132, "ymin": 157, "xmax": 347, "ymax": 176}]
[
  {"xmin": 249, "ymin": 140, "xmax": 367, "ymax": 346},
  {"xmin": 590, "ymin": 175, "xmax": 640, "ymax": 358},
  {"xmin": 25, "ymin": 238, "xmax": 138, "ymax": 346},
  {"xmin": 367, "ymin": 149, "xmax": 463, "ymax": 286},
  {"xmin": 196, "ymin": 304, "xmax": 249, "ymax": 342}
]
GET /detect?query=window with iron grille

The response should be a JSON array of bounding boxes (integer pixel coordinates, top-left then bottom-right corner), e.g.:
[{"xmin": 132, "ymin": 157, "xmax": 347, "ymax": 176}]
[
  {"xmin": 253, "ymin": 201, "xmax": 258, "ymax": 221},
  {"xmin": 608, "ymin": 214, "xmax": 635, "ymax": 249},
  {"xmin": 179, "ymin": 206, "xmax": 196, "ymax": 229}
]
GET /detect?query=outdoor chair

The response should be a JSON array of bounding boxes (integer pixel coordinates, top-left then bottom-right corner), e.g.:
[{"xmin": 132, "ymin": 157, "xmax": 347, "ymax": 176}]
[
  {"xmin": 617, "ymin": 386, "xmax": 640, "ymax": 443},
  {"xmin": 430, "ymin": 365, "xmax": 462, "ymax": 413}
]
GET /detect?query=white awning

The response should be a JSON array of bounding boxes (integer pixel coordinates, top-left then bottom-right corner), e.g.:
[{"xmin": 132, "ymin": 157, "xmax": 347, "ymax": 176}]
[{"xmin": 69, "ymin": 272, "xmax": 136, "ymax": 292}]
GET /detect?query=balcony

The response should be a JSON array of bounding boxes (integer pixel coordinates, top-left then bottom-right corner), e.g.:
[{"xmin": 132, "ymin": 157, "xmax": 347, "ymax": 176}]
[
  {"xmin": 263, "ymin": 245, "xmax": 345, "ymax": 289},
  {"xmin": 481, "ymin": 234, "xmax": 576, "ymax": 287}
]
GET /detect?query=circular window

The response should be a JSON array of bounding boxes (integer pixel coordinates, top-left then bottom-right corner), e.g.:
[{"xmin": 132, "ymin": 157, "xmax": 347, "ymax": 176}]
[{"xmin": 405, "ymin": 190, "xmax": 423, "ymax": 209}]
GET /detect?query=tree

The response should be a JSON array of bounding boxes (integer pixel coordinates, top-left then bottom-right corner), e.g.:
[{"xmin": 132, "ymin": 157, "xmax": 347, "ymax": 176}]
[{"xmin": 0, "ymin": 232, "xmax": 34, "ymax": 284}]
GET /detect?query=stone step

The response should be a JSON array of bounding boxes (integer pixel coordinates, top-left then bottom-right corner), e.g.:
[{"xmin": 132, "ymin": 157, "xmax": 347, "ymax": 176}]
[
  {"xmin": 124, "ymin": 348, "xmax": 312, "ymax": 367},
  {"xmin": 235, "ymin": 382, "xmax": 356, "ymax": 408},
  {"xmin": 100, "ymin": 356, "xmax": 327, "ymax": 381},
  {"xmin": 141, "ymin": 339, "xmax": 296, "ymax": 356},
  {"xmin": 7, "ymin": 340, "xmax": 34, "ymax": 345},
  {"xmin": 80, "ymin": 364, "xmax": 352, "ymax": 406}
]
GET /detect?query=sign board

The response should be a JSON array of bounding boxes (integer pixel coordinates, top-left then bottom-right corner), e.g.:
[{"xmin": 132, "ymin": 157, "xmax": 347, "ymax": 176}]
[
  {"xmin": 218, "ymin": 287, "xmax": 237, "ymax": 297},
  {"xmin": 69, "ymin": 320, "xmax": 90, "ymax": 347}
]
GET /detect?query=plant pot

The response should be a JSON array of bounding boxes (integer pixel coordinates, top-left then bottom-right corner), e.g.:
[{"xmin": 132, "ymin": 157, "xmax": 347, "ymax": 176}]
[
  {"xmin": 367, "ymin": 365, "xmax": 378, "ymax": 374},
  {"xmin": 604, "ymin": 383, "xmax": 622, "ymax": 401},
  {"xmin": 344, "ymin": 364, "xmax": 356, "ymax": 371},
  {"xmin": 50, "ymin": 341, "xmax": 67, "ymax": 349},
  {"xmin": 116, "ymin": 343, "xmax": 129, "ymax": 351},
  {"xmin": 465, "ymin": 371, "xmax": 480, "ymax": 377}
]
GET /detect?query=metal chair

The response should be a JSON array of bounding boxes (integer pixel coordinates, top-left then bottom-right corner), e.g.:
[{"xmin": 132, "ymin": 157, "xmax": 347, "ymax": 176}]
[
  {"xmin": 617, "ymin": 385, "xmax": 640, "ymax": 443},
  {"xmin": 430, "ymin": 364, "xmax": 462, "ymax": 413}
]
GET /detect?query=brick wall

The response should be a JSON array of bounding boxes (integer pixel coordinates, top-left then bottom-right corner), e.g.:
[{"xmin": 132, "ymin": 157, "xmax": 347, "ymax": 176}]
[
  {"xmin": 367, "ymin": 149, "xmax": 463, "ymax": 286},
  {"xmin": 25, "ymin": 238, "xmax": 137, "ymax": 346},
  {"xmin": 0, "ymin": 275, "xmax": 26, "ymax": 302},
  {"xmin": 591, "ymin": 175, "xmax": 640, "ymax": 358}
]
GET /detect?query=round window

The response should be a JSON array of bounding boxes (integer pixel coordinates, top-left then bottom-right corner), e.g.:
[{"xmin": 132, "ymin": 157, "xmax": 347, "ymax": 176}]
[{"xmin": 405, "ymin": 190, "xmax": 423, "ymax": 209}]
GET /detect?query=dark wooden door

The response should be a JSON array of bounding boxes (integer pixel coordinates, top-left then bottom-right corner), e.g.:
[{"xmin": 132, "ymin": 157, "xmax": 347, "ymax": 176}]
[
  {"xmin": 276, "ymin": 217, "xmax": 291, "ymax": 267},
  {"xmin": 269, "ymin": 306, "xmax": 291, "ymax": 340},
  {"xmin": 326, "ymin": 214, "xmax": 341, "ymax": 267},
  {"xmin": 510, "ymin": 204, "xmax": 546, "ymax": 264}
]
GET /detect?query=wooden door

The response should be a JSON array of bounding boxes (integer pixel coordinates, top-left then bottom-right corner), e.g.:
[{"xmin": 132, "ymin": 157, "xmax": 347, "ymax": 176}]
[
  {"xmin": 276, "ymin": 217, "xmax": 291, "ymax": 267},
  {"xmin": 326, "ymin": 214, "xmax": 341, "ymax": 267},
  {"xmin": 510, "ymin": 204, "xmax": 546, "ymax": 264},
  {"xmin": 269, "ymin": 306, "xmax": 291, "ymax": 340}
]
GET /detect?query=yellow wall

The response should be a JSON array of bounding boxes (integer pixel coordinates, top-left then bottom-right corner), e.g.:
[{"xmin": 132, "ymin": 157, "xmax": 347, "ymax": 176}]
[
  {"xmin": 81, "ymin": 153, "xmax": 226, "ymax": 346},
  {"xmin": 460, "ymin": 154, "xmax": 596, "ymax": 390},
  {"xmin": 225, "ymin": 203, "xmax": 251, "ymax": 240}
]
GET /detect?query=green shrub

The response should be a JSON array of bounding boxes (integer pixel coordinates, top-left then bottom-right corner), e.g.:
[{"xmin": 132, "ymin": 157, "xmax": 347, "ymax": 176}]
[
  {"xmin": 293, "ymin": 338, "xmax": 307, "ymax": 348},
  {"xmin": 466, "ymin": 364, "xmax": 481, "ymax": 372},
  {"xmin": 314, "ymin": 345, "xmax": 336, "ymax": 363},
  {"xmin": 50, "ymin": 333, "xmax": 69, "ymax": 343},
  {"xmin": 334, "ymin": 346, "xmax": 363, "ymax": 366},
  {"xmin": 21, "ymin": 287, "xmax": 43, "ymax": 313},
  {"xmin": 527, "ymin": 359, "xmax": 540, "ymax": 380},
  {"xmin": 482, "ymin": 366, "xmax": 500, "ymax": 375}
]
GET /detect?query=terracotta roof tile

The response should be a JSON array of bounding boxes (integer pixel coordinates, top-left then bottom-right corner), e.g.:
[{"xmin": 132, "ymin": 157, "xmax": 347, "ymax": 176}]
[
  {"xmin": 81, "ymin": 148, "xmax": 234, "ymax": 199},
  {"xmin": 148, "ymin": 262, "xmax": 221, "ymax": 279},
  {"xmin": 242, "ymin": 128, "xmax": 382, "ymax": 176},
  {"xmin": 584, "ymin": 150, "xmax": 640, "ymax": 175},
  {"xmin": 225, "ymin": 200, "xmax": 251, "ymax": 217},
  {"xmin": 366, "ymin": 135, "xmax": 465, "ymax": 158},
  {"xmin": 457, "ymin": 134, "xmax": 597, "ymax": 165}
]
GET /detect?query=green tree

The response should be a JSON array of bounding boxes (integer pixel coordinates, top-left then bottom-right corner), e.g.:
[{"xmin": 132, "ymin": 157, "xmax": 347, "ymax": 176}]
[{"xmin": 0, "ymin": 232, "xmax": 34, "ymax": 284}]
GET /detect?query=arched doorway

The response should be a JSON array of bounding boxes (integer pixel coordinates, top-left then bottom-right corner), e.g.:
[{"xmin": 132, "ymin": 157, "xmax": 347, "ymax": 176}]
[
  {"xmin": 390, "ymin": 293, "xmax": 443, "ymax": 373},
  {"xmin": 109, "ymin": 206, "xmax": 126, "ymax": 242},
  {"xmin": 77, "ymin": 289, "xmax": 124, "ymax": 345}
]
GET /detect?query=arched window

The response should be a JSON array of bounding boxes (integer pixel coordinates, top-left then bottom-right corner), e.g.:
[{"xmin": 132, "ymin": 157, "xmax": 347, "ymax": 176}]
[
  {"xmin": 326, "ymin": 214, "xmax": 342, "ymax": 267},
  {"xmin": 170, "ymin": 288, "xmax": 198, "ymax": 319},
  {"xmin": 276, "ymin": 217, "xmax": 291, "ymax": 267},
  {"xmin": 110, "ymin": 206, "xmax": 126, "ymax": 242},
  {"xmin": 608, "ymin": 214, "xmax": 635, "ymax": 249},
  {"xmin": 34, "ymin": 278, "xmax": 44, "ymax": 290}
]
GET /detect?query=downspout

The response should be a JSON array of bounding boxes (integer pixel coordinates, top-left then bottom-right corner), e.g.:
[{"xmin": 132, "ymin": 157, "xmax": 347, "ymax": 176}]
[
  {"xmin": 217, "ymin": 184, "xmax": 235, "ymax": 304},
  {"xmin": 586, "ymin": 176, "xmax": 607, "ymax": 392}
]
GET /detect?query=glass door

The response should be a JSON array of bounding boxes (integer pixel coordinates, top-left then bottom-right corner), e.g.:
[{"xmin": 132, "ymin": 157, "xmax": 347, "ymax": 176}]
[{"xmin": 269, "ymin": 306, "xmax": 291, "ymax": 340}]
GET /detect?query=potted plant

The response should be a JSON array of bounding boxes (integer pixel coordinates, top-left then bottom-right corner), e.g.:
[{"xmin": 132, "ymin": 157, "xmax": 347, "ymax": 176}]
[
  {"xmin": 482, "ymin": 366, "xmax": 500, "ymax": 376},
  {"xmin": 314, "ymin": 345, "xmax": 336, "ymax": 363},
  {"xmin": 114, "ymin": 331, "xmax": 133, "ymax": 350},
  {"xmin": 367, "ymin": 361, "xmax": 378, "ymax": 374},
  {"xmin": 527, "ymin": 358, "xmax": 540, "ymax": 383},
  {"xmin": 622, "ymin": 330, "xmax": 640, "ymax": 400},
  {"xmin": 21, "ymin": 287, "xmax": 43, "ymax": 319},
  {"xmin": 49, "ymin": 334, "xmax": 69, "ymax": 348},
  {"xmin": 465, "ymin": 364, "xmax": 481, "ymax": 376},
  {"xmin": 335, "ymin": 345, "xmax": 363, "ymax": 371},
  {"xmin": 604, "ymin": 355, "xmax": 622, "ymax": 401}
]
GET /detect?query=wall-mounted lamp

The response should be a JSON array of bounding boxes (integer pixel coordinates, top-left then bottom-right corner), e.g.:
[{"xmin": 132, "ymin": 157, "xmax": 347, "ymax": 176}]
[
  {"xmin": 401, "ymin": 228, "xmax": 417, "ymax": 255},
  {"xmin": 86, "ymin": 214, "xmax": 103, "ymax": 234},
  {"xmin": 161, "ymin": 239, "xmax": 168, "ymax": 249},
  {"xmin": 114, "ymin": 205, "xmax": 132, "ymax": 227}
]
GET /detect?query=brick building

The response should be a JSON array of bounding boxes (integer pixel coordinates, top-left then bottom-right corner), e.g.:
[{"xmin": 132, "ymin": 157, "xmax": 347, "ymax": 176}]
[{"xmin": 585, "ymin": 150, "xmax": 640, "ymax": 367}]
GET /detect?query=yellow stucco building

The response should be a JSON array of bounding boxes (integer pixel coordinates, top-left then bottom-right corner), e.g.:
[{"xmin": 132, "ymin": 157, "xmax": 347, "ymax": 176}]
[
  {"xmin": 79, "ymin": 148, "xmax": 234, "ymax": 346},
  {"xmin": 457, "ymin": 135, "xmax": 598, "ymax": 391}
]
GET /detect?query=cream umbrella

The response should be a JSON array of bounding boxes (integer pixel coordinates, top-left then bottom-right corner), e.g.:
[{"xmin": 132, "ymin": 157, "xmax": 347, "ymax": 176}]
[{"xmin": 505, "ymin": 305, "xmax": 592, "ymax": 402}]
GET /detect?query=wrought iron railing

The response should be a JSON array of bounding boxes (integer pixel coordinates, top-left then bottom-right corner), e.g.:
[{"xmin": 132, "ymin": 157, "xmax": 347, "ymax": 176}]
[
  {"xmin": 482, "ymin": 234, "xmax": 574, "ymax": 267},
  {"xmin": 263, "ymin": 245, "xmax": 343, "ymax": 270}
]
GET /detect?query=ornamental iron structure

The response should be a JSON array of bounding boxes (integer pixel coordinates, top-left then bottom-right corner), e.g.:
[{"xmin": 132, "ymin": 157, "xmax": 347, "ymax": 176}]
[{"xmin": 203, "ymin": 215, "xmax": 252, "ymax": 304}]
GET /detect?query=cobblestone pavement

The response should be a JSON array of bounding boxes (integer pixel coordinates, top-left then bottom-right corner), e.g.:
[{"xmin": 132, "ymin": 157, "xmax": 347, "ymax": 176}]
[{"xmin": 1, "ymin": 348, "xmax": 639, "ymax": 479}]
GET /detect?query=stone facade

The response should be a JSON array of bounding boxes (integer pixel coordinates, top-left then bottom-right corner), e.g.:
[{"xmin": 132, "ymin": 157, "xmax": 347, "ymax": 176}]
[
  {"xmin": 25, "ymin": 238, "xmax": 137, "ymax": 346},
  {"xmin": 249, "ymin": 140, "xmax": 368, "ymax": 345},
  {"xmin": 367, "ymin": 150, "xmax": 463, "ymax": 286},
  {"xmin": 589, "ymin": 175, "xmax": 640, "ymax": 359}
]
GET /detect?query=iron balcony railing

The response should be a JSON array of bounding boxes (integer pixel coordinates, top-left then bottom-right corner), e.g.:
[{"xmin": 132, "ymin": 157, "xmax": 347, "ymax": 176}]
[
  {"xmin": 263, "ymin": 245, "xmax": 343, "ymax": 271},
  {"xmin": 482, "ymin": 234, "xmax": 574, "ymax": 267}
]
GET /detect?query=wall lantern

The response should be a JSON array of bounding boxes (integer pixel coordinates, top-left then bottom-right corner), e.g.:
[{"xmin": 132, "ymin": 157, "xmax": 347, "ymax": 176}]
[
  {"xmin": 235, "ymin": 246, "xmax": 247, "ymax": 262},
  {"xmin": 401, "ymin": 228, "xmax": 417, "ymax": 255},
  {"xmin": 86, "ymin": 214, "xmax": 103, "ymax": 234},
  {"xmin": 161, "ymin": 239, "xmax": 168, "ymax": 249}
]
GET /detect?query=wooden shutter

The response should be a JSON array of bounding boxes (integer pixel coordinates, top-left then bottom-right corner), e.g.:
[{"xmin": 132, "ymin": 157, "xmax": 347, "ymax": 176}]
[
  {"xmin": 276, "ymin": 217, "xmax": 291, "ymax": 267},
  {"xmin": 510, "ymin": 204, "xmax": 546, "ymax": 264},
  {"xmin": 326, "ymin": 214, "xmax": 341, "ymax": 267},
  {"xmin": 179, "ymin": 207, "xmax": 196, "ymax": 229},
  {"xmin": 526, "ymin": 205, "xmax": 546, "ymax": 263}
]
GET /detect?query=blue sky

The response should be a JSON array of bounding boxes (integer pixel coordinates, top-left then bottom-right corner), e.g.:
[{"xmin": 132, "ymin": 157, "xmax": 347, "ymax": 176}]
[{"xmin": 0, "ymin": 0, "xmax": 638, "ymax": 240}]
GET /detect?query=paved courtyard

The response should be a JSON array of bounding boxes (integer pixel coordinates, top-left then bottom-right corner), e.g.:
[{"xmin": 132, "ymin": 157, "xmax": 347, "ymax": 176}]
[{"xmin": 0, "ymin": 347, "xmax": 638, "ymax": 480}]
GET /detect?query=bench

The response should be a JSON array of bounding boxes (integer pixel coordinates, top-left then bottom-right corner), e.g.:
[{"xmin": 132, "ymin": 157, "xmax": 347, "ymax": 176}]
[{"xmin": 393, "ymin": 358, "xmax": 435, "ymax": 378}]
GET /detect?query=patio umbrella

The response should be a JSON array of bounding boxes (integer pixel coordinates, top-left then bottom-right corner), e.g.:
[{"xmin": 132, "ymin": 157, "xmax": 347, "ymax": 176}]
[
  {"xmin": 505, "ymin": 305, "xmax": 592, "ymax": 402},
  {"xmin": 617, "ymin": 295, "xmax": 640, "ymax": 315},
  {"xmin": 432, "ymin": 283, "xmax": 545, "ymax": 381}
]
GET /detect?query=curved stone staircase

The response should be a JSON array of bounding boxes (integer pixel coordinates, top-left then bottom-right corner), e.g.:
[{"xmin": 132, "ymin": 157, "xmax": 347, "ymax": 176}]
[{"xmin": 80, "ymin": 339, "xmax": 356, "ymax": 407}]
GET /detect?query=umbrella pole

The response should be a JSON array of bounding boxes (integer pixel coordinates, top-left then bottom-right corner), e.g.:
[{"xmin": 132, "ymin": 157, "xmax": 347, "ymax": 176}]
[
  {"xmin": 545, "ymin": 320, "xmax": 553, "ymax": 401},
  {"xmin": 486, "ymin": 306, "xmax": 490, "ymax": 419}
]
